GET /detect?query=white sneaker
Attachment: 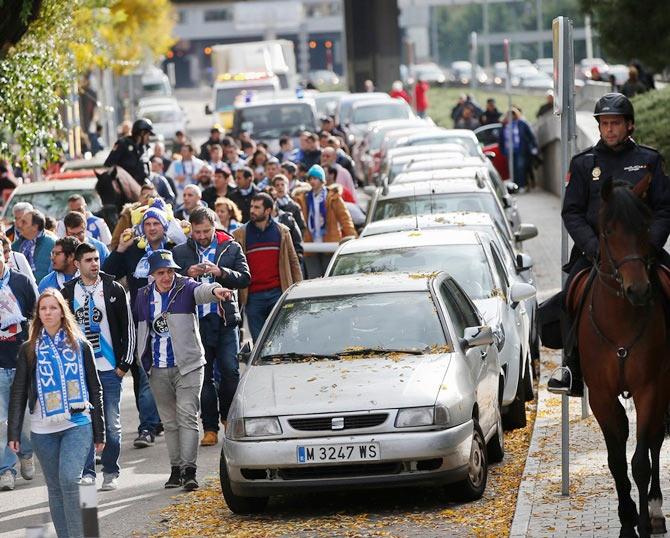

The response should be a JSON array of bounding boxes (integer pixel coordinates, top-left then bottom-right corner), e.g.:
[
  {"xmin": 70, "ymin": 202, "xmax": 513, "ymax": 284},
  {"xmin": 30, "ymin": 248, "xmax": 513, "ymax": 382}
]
[
  {"xmin": 80, "ymin": 475, "xmax": 96, "ymax": 485},
  {"xmin": 20, "ymin": 456, "xmax": 34, "ymax": 480},
  {"xmin": 0, "ymin": 470, "xmax": 15, "ymax": 491},
  {"xmin": 101, "ymin": 474, "xmax": 118, "ymax": 491}
]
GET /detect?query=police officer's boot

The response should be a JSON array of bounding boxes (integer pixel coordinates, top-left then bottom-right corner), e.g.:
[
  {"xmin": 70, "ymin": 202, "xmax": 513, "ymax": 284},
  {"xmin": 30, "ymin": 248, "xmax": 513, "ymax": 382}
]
[{"xmin": 547, "ymin": 349, "xmax": 584, "ymax": 397}]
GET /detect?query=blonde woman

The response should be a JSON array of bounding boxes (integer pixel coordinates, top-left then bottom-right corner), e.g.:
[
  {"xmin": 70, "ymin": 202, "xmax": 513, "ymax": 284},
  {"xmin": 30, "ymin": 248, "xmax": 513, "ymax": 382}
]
[
  {"xmin": 8, "ymin": 289, "xmax": 104, "ymax": 538},
  {"xmin": 214, "ymin": 197, "xmax": 242, "ymax": 233}
]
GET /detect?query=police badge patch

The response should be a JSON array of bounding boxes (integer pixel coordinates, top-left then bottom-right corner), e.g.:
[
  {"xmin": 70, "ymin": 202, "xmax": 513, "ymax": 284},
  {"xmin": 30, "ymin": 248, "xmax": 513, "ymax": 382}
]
[{"xmin": 592, "ymin": 167, "xmax": 601, "ymax": 180}]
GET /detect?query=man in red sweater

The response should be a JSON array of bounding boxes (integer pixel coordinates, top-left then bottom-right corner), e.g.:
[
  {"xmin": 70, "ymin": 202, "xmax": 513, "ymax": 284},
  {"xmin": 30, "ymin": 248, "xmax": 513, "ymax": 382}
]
[{"xmin": 414, "ymin": 77, "xmax": 430, "ymax": 118}]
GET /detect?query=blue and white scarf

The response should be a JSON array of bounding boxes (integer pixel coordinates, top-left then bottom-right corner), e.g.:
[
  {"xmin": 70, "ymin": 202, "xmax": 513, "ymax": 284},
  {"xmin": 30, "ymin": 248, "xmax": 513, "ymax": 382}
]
[
  {"xmin": 35, "ymin": 329, "xmax": 89, "ymax": 422},
  {"xmin": 87, "ymin": 215, "xmax": 101, "ymax": 240},
  {"xmin": 20, "ymin": 231, "xmax": 43, "ymax": 270},
  {"xmin": 0, "ymin": 268, "xmax": 26, "ymax": 330},
  {"xmin": 307, "ymin": 189, "xmax": 327, "ymax": 242},
  {"xmin": 134, "ymin": 239, "xmax": 166, "ymax": 279},
  {"xmin": 197, "ymin": 237, "xmax": 218, "ymax": 318}
]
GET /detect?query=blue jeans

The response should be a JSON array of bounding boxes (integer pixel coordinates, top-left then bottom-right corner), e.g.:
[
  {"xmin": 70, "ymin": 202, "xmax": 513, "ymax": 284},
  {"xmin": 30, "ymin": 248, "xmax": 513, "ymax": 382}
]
[
  {"xmin": 201, "ymin": 326, "xmax": 239, "ymax": 431},
  {"xmin": 32, "ymin": 423, "xmax": 92, "ymax": 538},
  {"xmin": 246, "ymin": 287, "xmax": 282, "ymax": 342},
  {"xmin": 0, "ymin": 367, "xmax": 32, "ymax": 476},
  {"xmin": 83, "ymin": 370, "xmax": 122, "ymax": 478},
  {"xmin": 132, "ymin": 361, "xmax": 160, "ymax": 434}
]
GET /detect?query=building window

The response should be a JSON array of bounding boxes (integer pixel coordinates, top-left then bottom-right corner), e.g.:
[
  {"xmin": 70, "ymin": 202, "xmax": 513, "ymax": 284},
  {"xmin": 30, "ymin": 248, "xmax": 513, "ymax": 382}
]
[
  {"xmin": 177, "ymin": 10, "xmax": 188, "ymax": 24},
  {"xmin": 305, "ymin": 1, "xmax": 342, "ymax": 18},
  {"xmin": 204, "ymin": 8, "xmax": 233, "ymax": 22}
]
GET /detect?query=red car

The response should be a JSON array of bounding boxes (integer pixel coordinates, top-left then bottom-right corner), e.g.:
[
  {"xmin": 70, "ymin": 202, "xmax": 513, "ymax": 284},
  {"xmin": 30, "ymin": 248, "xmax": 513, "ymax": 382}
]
[{"xmin": 474, "ymin": 123, "xmax": 510, "ymax": 181}]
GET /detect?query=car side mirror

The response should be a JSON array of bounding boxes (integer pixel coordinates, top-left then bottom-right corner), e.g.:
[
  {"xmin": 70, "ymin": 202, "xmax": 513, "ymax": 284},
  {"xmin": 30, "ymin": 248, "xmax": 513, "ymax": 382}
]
[
  {"xmin": 506, "ymin": 182, "xmax": 519, "ymax": 195},
  {"xmin": 381, "ymin": 176, "xmax": 389, "ymax": 196},
  {"xmin": 509, "ymin": 282, "xmax": 536, "ymax": 307},
  {"xmin": 238, "ymin": 341, "xmax": 252, "ymax": 364},
  {"xmin": 514, "ymin": 223, "xmax": 539, "ymax": 242},
  {"xmin": 205, "ymin": 104, "xmax": 212, "ymax": 115},
  {"xmin": 515, "ymin": 252, "xmax": 534, "ymax": 272},
  {"xmin": 460, "ymin": 325, "xmax": 494, "ymax": 349}
]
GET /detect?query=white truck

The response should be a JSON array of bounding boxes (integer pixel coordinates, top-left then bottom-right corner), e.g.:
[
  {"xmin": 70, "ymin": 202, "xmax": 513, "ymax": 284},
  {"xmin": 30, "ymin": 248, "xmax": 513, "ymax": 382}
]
[{"xmin": 205, "ymin": 40, "xmax": 297, "ymax": 130}]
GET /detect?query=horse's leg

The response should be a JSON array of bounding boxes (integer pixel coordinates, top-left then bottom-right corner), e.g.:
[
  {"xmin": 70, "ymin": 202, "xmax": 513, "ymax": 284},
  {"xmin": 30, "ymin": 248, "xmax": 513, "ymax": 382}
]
[
  {"xmin": 631, "ymin": 390, "xmax": 663, "ymax": 538},
  {"xmin": 591, "ymin": 396, "xmax": 639, "ymax": 537},
  {"xmin": 648, "ymin": 428, "xmax": 666, "ymax": 534}
]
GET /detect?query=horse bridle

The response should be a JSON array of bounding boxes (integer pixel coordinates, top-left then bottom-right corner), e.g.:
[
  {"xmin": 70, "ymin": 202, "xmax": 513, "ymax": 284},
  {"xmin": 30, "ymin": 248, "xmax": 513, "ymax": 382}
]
[
  {"xmin": 590, "ymin": 229, "xmax": 653, "ymax": 398},
  {"xmin": 595, "ymin": 229, "xmax": 653, "ymax": 297}
]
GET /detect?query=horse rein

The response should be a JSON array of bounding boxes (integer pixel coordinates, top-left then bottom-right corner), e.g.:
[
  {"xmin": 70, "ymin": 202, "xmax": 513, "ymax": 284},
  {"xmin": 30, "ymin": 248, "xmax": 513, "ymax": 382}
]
[{"xmin": 589, "ymin": 230, "xmax": 653, "ymax": 398}]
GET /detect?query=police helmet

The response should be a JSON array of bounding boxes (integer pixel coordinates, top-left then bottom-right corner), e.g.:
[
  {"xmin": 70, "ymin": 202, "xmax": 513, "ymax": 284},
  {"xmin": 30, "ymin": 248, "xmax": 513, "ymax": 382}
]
[
  {"xmin": 132, "ymin": 118, "xmax": 155, "ymax": 136},
  {"xmin": 593, "ymin": 93, "xmax": 634, "ymax": 123}
]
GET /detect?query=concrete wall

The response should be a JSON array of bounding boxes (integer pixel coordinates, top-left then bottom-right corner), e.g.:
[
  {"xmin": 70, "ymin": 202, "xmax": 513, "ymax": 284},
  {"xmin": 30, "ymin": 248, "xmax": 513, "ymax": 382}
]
[{"xmin": 534, "ymin": 81, "xmax": 610, "ymax": 196}]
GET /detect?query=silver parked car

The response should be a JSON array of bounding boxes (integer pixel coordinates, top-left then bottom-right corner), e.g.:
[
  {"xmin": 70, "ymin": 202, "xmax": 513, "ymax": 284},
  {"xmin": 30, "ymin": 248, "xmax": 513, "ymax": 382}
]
[
  {"xmin": 221, "ymin": 272, "xmax": 503, "ymax": 513},
  {"xmin": 325, "ymin": 229, "xmax": 536, "ymax": 429}
]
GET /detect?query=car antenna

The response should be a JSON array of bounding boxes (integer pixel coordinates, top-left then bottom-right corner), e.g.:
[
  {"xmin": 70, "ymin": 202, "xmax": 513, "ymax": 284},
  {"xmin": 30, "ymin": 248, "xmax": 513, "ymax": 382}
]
[{"xmin": 412, "ymin": 184, "xmax": 419, "ymax": 230}]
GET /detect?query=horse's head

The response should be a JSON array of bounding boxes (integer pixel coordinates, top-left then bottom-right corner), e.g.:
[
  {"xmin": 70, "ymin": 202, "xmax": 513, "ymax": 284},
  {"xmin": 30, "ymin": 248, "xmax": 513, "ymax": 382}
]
[{"xmin": 599, "ymin": 173, "xmax": 653, "ymax": 306}]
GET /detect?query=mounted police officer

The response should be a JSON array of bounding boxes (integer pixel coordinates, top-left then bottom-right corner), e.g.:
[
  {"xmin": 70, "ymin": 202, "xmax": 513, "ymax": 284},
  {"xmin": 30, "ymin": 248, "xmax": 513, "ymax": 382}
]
[
  {"xmin": 548, "ymin": 93, "xmax": 670, "ymax": 396},
  {"xmin": 104, "ymin": 118, "xmax": 155, "ymax": 185}
]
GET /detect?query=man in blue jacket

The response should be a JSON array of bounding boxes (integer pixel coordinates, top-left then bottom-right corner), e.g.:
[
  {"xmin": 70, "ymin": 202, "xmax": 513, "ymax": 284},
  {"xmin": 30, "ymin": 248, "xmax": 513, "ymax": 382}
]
[
  {"xmin": 0, "ymin": 236, "xmax": 37, "ymax": 491},
  {"xmin": 172, "ymin": 207, "xmax": 250, "ymax": 447},
  {"xmin": 12, "ymin": 209, "xmax": 55, "ymax": 283}
]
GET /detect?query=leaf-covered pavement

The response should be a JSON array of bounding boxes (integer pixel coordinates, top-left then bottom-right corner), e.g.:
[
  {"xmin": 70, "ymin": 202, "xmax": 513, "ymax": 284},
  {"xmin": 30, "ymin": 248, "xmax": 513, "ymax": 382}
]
[{"xmin": 154, "ymin": 399, "xmax": 536, "ymax": 537}]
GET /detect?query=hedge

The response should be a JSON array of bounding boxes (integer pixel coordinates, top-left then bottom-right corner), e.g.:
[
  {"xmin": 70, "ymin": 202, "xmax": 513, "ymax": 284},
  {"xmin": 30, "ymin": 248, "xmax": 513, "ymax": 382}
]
[{"xmin": 632, "ymin": 85, "xmax": 670, "ymax": 164}]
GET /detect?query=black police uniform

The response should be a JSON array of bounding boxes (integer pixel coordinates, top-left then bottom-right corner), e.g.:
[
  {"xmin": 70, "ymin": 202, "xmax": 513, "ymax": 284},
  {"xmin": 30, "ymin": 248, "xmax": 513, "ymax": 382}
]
[
  {"xmin": 104, "ymin": 136, "xmax": 151, "ymax": 185},
  {"xmin": 562, "ymin": 137, "xmax": 670, "ymax": 287}
]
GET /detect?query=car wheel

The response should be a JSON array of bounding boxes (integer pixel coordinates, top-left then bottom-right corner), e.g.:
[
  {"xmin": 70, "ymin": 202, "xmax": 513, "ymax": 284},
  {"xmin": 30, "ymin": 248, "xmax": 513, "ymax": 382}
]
[
  {"xmin": 448, "ymin": 421, "xmax": 488, "ymax": 501},
  {"xmin": 219, "ymin": 447, "xmax": 269, "ymax": 514},
  {"xmin": 503, "ymin": 360, "xmax": 527, "ymax": 430},
  {"xmin": 524, "ymin": 356, "xmax": 535, "ymax": 402},
  {"xmin": 487, "ymin": 401, "xmax": 505, "ymax": 464}
]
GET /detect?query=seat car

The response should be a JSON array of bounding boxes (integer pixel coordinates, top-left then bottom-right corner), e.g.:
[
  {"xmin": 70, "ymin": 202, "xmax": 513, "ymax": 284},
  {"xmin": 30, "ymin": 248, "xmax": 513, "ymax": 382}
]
[
  {"xmin": 221, "ymin": 272, "xmax": 503, "ymax": 512},
  {"xmin": 231, "ymin": 98, "xmax": 318, "ymax": 154},
  {"xmin": 343, "ymin": 99, "xmax": 415, "ymax": 147},
  {"xmin": 335, "ymin": 92, "xmax": 392, "ymax": 128},
  {"xmin": 383, "ymin": 129, "xmax": 482, "ymax": 159},
  {"xmin": 408, "ymin": 62, "xmax": 447, "ymax": 86},
  {"xmin": 359, "ymin": 211, "xmax": 539, "ymax": 363},
  {"xmin": 310, "ymin": 90, "xmax": 349, "ymax": 118},
  {"xmin": 366, "ymin": 179, "xmax": 518, "ymax": 244},
  {"xmin": 383, "ymin": 150, "xmax": 471, "ymax": 184},
  {"xmin": 325, "ymin": 230, "xmax": 536, "ymax": 429},
  {"xmin": 1, "ymin": 178, "xmax": 102, "ymax": 223}
]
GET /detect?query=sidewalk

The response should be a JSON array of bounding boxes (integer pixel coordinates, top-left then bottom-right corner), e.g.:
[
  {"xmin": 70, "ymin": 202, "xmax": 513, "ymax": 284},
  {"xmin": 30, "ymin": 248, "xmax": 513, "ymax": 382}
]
[{"xmin": 510, "ymin": 350, "xmax": 670, "ymax": 537}]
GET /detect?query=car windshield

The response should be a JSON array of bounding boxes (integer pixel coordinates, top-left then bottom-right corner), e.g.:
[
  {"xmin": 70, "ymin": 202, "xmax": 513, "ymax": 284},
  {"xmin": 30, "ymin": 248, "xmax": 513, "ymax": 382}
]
[
  {"xmin": 373, "ymin": 192, "xmax": 507, "ymax": 236},
  {"xmin": 215, "ymin": 85, "xmax": 276, "ymax": 110},
  {"xmin": 141, "ymin": 109, "xmax": 181, "ymax": 123},
  {"xmin": 3, "ymin": 190, "xmax": 102, "ymax": 221},
  {"xmin": 238, "ymin": 104, "xmax": 315, "ymax": 138},
  {"xmin": 331, "ymin": 245, "xmax": 495, "ymax": 300},
  {"xmin": 256, "ymin": 292, "xmax": 448, "ymax": 359},
  {"xmin": 142, "ymin": 82, "xmax": 170, "ymax": 96},
  {"xmin": 352, "ymin": 104, "xmax": 409, "ymax": 124},
  {"xmin": 476, "ymin": 126, "xmax": 501, "ymax": 146}
]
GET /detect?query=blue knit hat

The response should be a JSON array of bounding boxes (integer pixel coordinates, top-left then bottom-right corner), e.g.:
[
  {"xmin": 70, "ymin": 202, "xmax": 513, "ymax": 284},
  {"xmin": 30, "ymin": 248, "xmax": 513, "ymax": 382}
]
[
  {"xmin": 307, "ymin": 164, "xmax": 325, "ymax": 182},
  {"xmin": 141, "ymin": 207, "xmax": 168, "ymax": 234}
]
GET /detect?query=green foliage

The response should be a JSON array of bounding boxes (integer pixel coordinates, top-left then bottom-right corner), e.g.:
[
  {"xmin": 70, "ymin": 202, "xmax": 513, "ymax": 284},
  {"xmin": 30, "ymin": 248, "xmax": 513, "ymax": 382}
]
[
  {"xmin": 580, "ymin": 0, "xmax": 670, "ymax": 72},
  {"xmin": 436, "ymin": 0, "xmax": 586, "ymax": 65},
  {"xmin": 632, "ymin": 86, "xmax": 670, "ymax": 164}
]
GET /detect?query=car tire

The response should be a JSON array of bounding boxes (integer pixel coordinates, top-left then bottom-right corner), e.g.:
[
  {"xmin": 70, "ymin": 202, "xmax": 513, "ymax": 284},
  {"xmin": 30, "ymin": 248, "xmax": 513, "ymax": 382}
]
[
  {"xmin": 219, "ymin": 448, "xmax": 269, "ymax": 514},
  {"xmin": 503, "ymin": 361, "xmax": 527, "ymax": 430},
  {"xmin": 448, "ymin": 421, "xmax": 488, "ymax": 502},
  {"xmin": 524, "ymin": 356, "xmax": 535, "ymax": 402},
  {"xmin": 487, "ymin": 401, "xmax": 505, "ymax": 464}
]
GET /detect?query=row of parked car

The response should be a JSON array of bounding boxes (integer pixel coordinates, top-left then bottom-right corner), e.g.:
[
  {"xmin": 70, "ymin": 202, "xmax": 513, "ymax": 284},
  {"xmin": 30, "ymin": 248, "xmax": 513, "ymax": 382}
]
[{"xmin": 219, "ymin": 94, "xmax": 541, "ymax": 514}]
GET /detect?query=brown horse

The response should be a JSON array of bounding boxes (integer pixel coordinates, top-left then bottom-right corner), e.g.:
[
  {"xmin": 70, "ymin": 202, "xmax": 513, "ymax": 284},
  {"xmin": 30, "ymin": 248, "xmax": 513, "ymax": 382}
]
[{"xmin": 577, "ymin": 175, "xmax": 670, "ymax": 538}]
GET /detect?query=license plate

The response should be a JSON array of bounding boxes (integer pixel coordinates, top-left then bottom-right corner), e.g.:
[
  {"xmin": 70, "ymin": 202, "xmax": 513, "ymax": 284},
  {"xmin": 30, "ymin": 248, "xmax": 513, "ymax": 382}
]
[{"xmin": 296, "ymin": 443, "xmax": 380, "ymax": 464}]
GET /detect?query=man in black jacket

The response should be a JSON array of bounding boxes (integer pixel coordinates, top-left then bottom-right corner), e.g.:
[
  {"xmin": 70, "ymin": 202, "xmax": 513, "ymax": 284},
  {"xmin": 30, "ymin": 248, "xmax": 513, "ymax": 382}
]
[
  {"xmin": 104, "ymin": 118, "xmax": 154, "ymax": 185},
  {"xmin": 228, "ymin": 167, "xmax": 260, "ymax": 223},
  {"xmin": 172, "ymin": 207, "xmax": 250, "ymax": 446},
  {"xmin": 548, "ymin": 93, "xmax": 670, "ymax": 396},
  {"xmin": 62, "ymin": 242, "xmax": 135, "ymax": 490}
]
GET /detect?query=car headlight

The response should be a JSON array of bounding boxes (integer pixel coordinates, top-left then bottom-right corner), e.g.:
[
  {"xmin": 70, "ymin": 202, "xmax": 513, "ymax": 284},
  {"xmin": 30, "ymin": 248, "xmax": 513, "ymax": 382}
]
[
  {"xmin": 227, "ymin": 417, "xmax": 282, "ymax": 440},
  {"xmin": 395, "ymin": 405, "xmax": 450, "ymax": 428}
]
